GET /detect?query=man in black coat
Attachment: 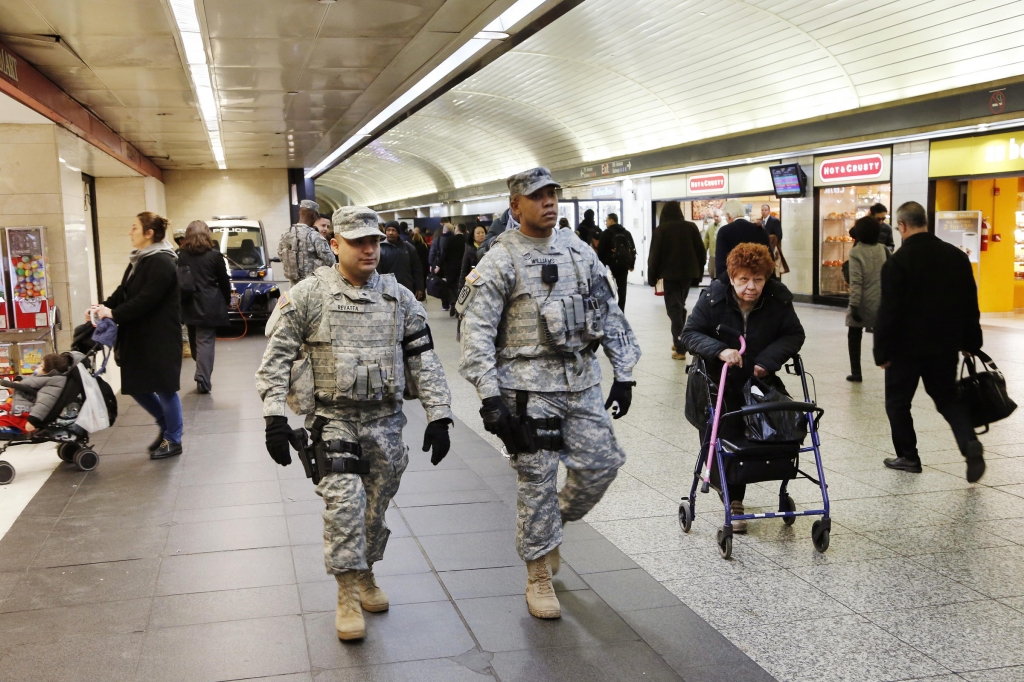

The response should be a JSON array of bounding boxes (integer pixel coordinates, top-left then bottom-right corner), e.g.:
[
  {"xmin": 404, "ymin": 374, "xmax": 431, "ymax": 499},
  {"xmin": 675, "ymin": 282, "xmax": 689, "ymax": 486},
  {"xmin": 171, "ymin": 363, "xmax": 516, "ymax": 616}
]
[
  {"xmin": 715, "ymin": 199, "xmax": 770, "ymax": 282},
  {"xmin": 378, "ymin": 221, "xmax": 424, "ymax": 299},
  {"xmin": 869, "ymin": 203, "xmax": 896, "ymax": 251},
  {"xmin": 648, "ymin": 201, "xmax": 706, "ymax": 358},
  {"xmin": 596, "ymin": 213, "xmax": 636, "ymax": 311},
  {"xmin": 874, "ymin": 201, "xmax": 985, "ymax": 482}
]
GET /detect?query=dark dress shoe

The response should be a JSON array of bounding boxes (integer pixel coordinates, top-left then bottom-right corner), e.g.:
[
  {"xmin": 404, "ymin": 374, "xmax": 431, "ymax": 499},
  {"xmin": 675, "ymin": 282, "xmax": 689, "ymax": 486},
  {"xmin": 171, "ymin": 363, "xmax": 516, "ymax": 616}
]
[
  {"xmin": 151, "ymin": 440, "xmax": 183, "ymax": 460},
  {"xmin": 965, "ymin": 440, "xmax": 985, "ymax": 483},
  {"xmin": 196, "ymin": 382, "xmax": 210, "ymax": 394},
  {"xmin": 148, "ymin": 432, "xmax": 165, "ymax": 453},
  {"xmin": 846, "ymin": 374, "xmax": 862, "ymax": 382},
  {"xmin": 883, "ymin": 456, "xmax": 922, "ymax": 473}
]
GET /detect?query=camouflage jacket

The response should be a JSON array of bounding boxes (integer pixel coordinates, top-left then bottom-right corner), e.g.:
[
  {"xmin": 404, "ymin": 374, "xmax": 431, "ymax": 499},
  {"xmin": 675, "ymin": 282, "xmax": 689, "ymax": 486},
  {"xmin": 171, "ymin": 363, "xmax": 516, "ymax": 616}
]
[
  {"xmin": 256, "ymin": 266, "xmax": 453, "ymax": 423},
  {"xmin": 458, "ymin": 227, "xmax": 641, "ymax": 399},
  {"xmin": 278, "ymin": 223, "xmax": 335, "ymax": 282}
]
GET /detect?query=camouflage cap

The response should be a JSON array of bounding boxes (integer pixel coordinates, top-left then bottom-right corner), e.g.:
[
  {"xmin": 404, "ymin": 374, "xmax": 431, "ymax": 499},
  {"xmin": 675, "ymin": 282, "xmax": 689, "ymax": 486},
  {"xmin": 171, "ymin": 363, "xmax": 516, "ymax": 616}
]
[
  {"xmin": 299, "ymin": 199, "xmax": 320, "ymax": 212},
  {"xmin": 507, "ymin": 167, "xmax": 560, "ymax": 198},
  {"xmin": 332, "ymin": 206, "xmax": 384, "ymax": 241}
]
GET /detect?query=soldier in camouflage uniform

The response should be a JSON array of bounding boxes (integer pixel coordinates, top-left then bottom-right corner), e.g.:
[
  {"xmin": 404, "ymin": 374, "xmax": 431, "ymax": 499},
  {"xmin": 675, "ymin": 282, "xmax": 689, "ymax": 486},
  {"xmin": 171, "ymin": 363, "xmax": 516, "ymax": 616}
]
[
  {"xmin": 257, "ymin": 206, "xmax": 453, "ymax": 641},
  {"xmin": 278, "ymin": 199, "xmax": 336, "ymax": 285},
  {"xmin": 457, "ymin": 167, "xmax": 641, "ymax": 620}
]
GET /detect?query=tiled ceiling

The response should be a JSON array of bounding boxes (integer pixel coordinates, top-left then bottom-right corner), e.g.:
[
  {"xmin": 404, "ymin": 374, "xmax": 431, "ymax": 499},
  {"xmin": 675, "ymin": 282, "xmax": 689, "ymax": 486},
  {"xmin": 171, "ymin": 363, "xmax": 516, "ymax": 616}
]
[
  {"xmin": 0, "ymin": 0, "xmax": 516, "ymax": 170},
  {"xmin": 318, "ymin": 0, "xmax": 1024, "ymax": 205}
]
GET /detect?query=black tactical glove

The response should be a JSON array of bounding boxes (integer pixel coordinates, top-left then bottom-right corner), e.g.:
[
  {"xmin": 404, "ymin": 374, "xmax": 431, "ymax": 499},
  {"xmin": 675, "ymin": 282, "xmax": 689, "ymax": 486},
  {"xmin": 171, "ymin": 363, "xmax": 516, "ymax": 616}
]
[
  {"xmin": 480, "ymin": 396, "xmax": 519, "ymax": 451},
  {"xmin": 265, "ymin": 416, "xmax": 293, "ymax": 466},
  {"xmin": 850, "ymin": 305, "xmax": 862, "ymax": 323},
  {"xmin": 604, "ymin": 380, "xmax": 636, "ymax": 419},
  {"xmin": 422, "ymin": 418, "xmax": 452, "ymax": 466}
]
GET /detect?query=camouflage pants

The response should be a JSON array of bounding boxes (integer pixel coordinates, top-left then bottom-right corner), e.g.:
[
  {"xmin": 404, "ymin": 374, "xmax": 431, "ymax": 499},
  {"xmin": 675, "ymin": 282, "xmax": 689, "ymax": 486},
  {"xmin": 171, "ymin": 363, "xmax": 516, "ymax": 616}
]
[
  {"xmin": 313, "ymin": 411, "xmax": 409, "ymax": 574},
  {"xmin": 501, "ymin": 384, "xmax": 625, "ymax": 562}
]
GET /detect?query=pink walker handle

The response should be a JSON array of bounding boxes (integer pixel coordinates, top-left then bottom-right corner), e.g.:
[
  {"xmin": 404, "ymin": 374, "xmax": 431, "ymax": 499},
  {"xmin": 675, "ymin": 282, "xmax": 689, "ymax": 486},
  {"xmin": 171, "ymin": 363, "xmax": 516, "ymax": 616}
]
[{"xmin": 703, "ymin": 335, "xmax": 745, "ymax": 485}]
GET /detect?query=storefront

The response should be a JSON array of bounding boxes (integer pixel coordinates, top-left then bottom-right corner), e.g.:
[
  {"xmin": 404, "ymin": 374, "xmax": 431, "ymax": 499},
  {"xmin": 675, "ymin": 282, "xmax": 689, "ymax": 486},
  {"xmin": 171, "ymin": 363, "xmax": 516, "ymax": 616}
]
[
  {"xmin": 559, "ymin": 183, "xmax": 622, "ymax": 229},
  {"xmin": 813, "ymin": 148, "xmax": 892, "ymax": 302},
  {"xmin": 650, "ymin": 163, "xmax": 781, "ymax": 279},
  {"xmin": 929, "ymin": 131, "xmax": 1024, "ymax": 314}
]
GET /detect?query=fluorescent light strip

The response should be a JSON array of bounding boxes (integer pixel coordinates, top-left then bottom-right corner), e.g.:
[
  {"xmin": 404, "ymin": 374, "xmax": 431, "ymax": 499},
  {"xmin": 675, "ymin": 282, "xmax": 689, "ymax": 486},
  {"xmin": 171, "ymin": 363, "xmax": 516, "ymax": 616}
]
[
  {"xmin": 169, "ymin": 0, "xmax": 225, "ymax": 169},
  {"xmin": 307, "ymin": 0, "xmax": 549, "ymax": 179}
]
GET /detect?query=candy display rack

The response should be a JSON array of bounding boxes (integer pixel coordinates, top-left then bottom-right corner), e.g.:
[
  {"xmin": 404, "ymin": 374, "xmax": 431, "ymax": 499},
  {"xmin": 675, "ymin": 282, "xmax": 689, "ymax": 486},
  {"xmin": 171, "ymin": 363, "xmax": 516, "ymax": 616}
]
[
  {"xmin": 6, "ymin": 227, "xmax": 49, "ymax": 330},
  {"xmin": 16, "ymin": 340, "xmax": 45, "ymax": 375}
]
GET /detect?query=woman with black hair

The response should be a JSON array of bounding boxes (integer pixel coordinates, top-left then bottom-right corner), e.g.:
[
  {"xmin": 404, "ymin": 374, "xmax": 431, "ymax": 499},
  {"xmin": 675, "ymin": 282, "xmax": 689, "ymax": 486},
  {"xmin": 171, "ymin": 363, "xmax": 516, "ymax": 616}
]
[
  {"xmin": 90, "ymin": 211, "xmax": 184, "ymax": 459},
  {"xmin": 846, "ymin": 216, "xmax": 888, "ymax": 382}
]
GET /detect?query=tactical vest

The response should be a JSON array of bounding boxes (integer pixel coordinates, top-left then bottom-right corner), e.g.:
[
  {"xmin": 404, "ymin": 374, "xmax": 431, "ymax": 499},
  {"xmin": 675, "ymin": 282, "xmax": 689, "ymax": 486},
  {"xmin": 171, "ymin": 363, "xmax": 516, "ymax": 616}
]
[
  {"xmin": 304, "ymin": 269, "xmax": 405, "ymax": 403},
  {"xmin": 495, "ymin": 231, "xmax": 605, "ymax": 358}
]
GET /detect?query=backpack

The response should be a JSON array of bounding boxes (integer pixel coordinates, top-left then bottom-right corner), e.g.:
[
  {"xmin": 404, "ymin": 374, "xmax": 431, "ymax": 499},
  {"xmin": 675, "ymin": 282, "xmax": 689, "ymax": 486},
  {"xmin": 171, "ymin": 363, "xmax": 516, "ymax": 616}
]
[
  {"xmin": 611, "ymin": 230, "xmax": 636, "ymax": 270},
  {"xmin": 177, "ymin": 264, "xmax": 196, "ymax": 296},
  {"xmin": 278, "ymin": 226, "xmax": 300, "ymax": 281}
]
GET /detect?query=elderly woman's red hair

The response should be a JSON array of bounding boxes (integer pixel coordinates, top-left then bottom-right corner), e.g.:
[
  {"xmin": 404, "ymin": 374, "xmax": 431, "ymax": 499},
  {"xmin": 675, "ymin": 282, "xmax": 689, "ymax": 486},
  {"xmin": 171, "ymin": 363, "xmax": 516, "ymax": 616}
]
[{"xmin": 725, "ymin": 243, "xmax": 774, "ymax": 279}]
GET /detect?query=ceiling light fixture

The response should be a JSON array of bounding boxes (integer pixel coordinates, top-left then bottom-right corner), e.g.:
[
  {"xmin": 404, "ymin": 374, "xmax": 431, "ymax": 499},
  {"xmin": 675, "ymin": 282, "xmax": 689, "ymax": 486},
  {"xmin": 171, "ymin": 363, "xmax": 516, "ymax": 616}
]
[
  {"xmin": 169, "ymin": 0, "xmax": 225, "ymax": 169},
  {"xmin": 306, "ymin": 0, "xmax": 547, "ymax": 178}
]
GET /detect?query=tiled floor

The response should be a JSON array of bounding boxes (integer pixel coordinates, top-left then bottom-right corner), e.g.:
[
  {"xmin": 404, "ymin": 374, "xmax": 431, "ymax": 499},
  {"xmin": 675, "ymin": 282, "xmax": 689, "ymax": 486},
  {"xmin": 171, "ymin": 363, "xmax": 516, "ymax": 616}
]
[
  {"xmin": 0, "ymin": 313, "xmax": 769, "ymax": 681},
  {"xmin": 426, "ymin": 284, "xmax": 1024, "ymax": 682},
  {"xmin": 1, "ymin": 283, "xmax": 1021, "ymax": 682}
]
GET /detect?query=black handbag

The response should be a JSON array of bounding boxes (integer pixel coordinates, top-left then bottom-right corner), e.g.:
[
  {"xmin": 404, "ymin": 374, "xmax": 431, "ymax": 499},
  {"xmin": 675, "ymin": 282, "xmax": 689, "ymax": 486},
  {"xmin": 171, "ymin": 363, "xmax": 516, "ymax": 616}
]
[
  {"xmin": 742, "ymin": 376, "xmax": 808, "ymax": 443},
  {"xmin": 426, "ymin": 274, "xmax": 446, "ymax": 299},
  {"xmin": 957, "ymin": 351, "xmax": 1017, "ymax": 433}
]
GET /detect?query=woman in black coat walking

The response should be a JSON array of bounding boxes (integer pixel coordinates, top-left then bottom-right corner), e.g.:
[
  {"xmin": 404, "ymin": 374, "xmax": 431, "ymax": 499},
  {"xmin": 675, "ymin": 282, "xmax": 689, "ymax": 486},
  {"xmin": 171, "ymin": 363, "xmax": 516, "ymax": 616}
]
[
  {"xmin": 441, "ymin": 224, "xmax": 467, "ymax": 316},
  {"xmin": 681, "ymin": 243, "xmax": 805, "ymax": 532},
  {"xmin": 178, "ymin": 220, "xmax": 231, "ymax": 394},
  {"xmin": 91, "ymin": 212, "xmax": 183, "ymax": 460}
]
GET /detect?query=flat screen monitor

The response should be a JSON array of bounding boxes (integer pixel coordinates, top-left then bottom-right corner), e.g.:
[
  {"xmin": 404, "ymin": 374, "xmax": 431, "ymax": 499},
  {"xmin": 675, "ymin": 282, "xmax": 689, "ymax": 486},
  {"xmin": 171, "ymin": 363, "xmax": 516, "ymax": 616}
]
[{"xmin": 770, "ymin": 163, "xmax": 807, "ymax": 198}]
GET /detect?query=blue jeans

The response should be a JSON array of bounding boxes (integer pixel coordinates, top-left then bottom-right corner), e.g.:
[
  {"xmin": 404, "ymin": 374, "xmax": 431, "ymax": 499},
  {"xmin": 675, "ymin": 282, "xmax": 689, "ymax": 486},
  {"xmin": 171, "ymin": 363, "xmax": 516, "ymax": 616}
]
[{"xmin": 131, "ymin": 392, "xmax": 183, "ymax": 444}]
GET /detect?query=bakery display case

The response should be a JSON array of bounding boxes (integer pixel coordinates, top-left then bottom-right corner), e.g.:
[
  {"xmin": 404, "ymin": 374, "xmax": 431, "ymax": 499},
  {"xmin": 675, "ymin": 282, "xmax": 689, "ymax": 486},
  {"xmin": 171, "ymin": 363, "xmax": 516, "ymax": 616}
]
[{"xmin": 818, "ymin": 183, "xmax": 890, "ymax": 296}]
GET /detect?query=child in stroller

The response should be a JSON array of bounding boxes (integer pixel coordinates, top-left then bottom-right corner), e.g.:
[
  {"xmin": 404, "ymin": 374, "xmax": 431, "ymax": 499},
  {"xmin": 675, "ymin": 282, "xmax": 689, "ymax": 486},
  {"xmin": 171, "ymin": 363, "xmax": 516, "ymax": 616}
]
[
  {"xmin": 0, "ymin": 352, "xmax": 75, "ymax": 435},
  {"xmin": 0, "ymin": 333, "xmax": 118, "ymax": 484}
]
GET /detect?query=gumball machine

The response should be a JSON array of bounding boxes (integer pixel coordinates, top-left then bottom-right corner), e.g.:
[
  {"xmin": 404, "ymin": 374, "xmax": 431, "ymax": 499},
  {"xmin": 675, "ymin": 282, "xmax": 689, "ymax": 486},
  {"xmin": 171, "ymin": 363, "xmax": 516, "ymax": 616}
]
[{"xmin": 6, "ymin": 227, "xmax": 49, "ymax": 329}]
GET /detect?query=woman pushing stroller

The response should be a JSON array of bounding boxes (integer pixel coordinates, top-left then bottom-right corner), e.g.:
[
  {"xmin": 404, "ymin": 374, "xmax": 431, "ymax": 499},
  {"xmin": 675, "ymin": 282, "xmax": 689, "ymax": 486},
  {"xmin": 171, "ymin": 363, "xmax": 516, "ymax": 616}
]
[{"xmin": 681, "ymin": 243, "xmax": 805, "ymax": 532}]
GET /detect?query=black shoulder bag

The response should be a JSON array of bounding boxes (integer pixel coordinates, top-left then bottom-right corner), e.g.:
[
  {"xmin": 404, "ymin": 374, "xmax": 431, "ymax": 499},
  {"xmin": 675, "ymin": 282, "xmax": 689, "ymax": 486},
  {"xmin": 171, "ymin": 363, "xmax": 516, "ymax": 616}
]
[{"xmin": 957, "ymin": 350, "xmax": 1017, "ymax": 433}]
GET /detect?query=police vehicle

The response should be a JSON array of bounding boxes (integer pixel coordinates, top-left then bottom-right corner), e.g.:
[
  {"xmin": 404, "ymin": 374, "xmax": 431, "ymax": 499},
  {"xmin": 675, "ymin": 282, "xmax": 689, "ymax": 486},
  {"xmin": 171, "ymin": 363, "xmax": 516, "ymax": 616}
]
[{"xmin": 206, "ymin": 217, "xmax": 280, "ymax": 322}]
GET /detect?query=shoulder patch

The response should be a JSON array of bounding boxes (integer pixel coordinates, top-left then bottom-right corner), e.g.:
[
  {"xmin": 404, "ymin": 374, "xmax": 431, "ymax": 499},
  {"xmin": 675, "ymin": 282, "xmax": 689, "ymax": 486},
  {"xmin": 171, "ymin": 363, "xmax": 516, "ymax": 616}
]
[
  {"xmin": 465, "ymin": 269, "xmax": 481, "ymax": 285},
  {"xmin": 278, "ymin": 292, "xmax": 291, "ymax": 309}
]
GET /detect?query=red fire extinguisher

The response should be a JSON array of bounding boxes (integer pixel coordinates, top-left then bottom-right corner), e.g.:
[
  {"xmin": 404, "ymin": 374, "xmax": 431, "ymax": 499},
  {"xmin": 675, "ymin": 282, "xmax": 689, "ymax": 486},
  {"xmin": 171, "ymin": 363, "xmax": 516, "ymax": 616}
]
[{"xmin": 980, "ymin": 219, "xmax": 989, "ymax": 252}]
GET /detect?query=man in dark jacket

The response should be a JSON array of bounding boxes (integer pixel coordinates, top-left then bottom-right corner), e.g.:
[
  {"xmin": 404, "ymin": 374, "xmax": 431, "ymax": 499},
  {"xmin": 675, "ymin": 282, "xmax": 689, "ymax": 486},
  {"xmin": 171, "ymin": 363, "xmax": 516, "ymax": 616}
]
[
  {"xmin": 378, "ymin": 221, "xmax": 424, "ymax": 299},
  {"xmin": 648, "ymin": 201, "xmax": 706, "ymax": 358},
  {"xmin": 760, "ymin": 204, "xmax": 787, "ymax": 275},
  {"xmin": 715, "ymin": 199, "xmax": 770, "ymax": 282},
  {"xmin": 576, "ymin": 209, "xmax": 598, "ymax": 248},
  {"xmin": 597, "ymin": 213, "xmax": 636, "ymax": 311},
  {"xmin": 869, "ymin": 203, "xmax": 896, "ymax": 251},
  {"xmin": 874, "ymin": 201, "xmax": 985, "ymax": 482}
]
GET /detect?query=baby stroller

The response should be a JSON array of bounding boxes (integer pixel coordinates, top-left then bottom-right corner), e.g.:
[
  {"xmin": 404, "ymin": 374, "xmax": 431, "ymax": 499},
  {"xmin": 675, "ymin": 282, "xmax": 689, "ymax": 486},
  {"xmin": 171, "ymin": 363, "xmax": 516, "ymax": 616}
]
[
  {"xmin": 678, "ymin": 325, "xmax": 830, "ymax": 559},
  {"xmin": 0, "ymin": 325, "xmax": 118, "ymax": 485}
]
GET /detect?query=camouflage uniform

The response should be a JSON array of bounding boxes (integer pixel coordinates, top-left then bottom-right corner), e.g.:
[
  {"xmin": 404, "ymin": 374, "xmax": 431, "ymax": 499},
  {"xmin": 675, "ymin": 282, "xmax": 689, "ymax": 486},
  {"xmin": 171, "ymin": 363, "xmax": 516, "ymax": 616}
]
[
  {"xmin": 279, "ymin": 200, "xmax": 336, "ymax": 285},
  {"xmin": 458, "ymin": 181, "xmax": 641, "ymax": 562},
  {"xmin": 257, "ymin": 251, "xmax": 452, "ymax": 575}
]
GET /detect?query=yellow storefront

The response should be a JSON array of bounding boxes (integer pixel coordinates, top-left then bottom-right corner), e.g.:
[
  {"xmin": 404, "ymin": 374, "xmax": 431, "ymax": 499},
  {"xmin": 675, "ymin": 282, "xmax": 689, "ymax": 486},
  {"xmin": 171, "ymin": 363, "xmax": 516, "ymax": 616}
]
[{"xmin": 930, "ymin": 132, "xmax": 1024, "ymax": 314}]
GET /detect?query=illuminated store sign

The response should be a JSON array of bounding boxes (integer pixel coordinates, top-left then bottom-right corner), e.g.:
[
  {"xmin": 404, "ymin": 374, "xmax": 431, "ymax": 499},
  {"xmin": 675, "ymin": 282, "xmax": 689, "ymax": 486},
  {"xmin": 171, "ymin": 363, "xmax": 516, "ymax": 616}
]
[
  {"xmin": 688, "ymin": 172, "xmax": 726, "ymax": 194},
  {"xmin": 818, "ymin": 154, "xmax": 884, "ymax": 183}
]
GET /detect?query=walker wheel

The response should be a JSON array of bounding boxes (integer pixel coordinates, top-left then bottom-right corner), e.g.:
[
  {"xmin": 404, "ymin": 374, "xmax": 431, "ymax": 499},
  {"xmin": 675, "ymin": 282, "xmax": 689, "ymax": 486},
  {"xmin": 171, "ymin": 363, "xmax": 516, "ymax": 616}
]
[
  {"xmin": 678, "ymin": 501, "xmax": 692, "ymax": 533},
  {"xmin": 780, "ymin": 495, "xmax": 797, "ymax": 526},
  {"xmin": 73, "ymin": 448, "xmax": 99, "ymax": 472},
  {"xmin": 0, "ymin": 460, "xmax": 14, "ymax": 484},
  {"xmin": 811, "ymin": 520, "xmax": 830, "ymax": 553},
  {"xmin": 716, "ymin": 528, "xmax": 733, "ymax": 560},
  {"xmin": 57, "ymin": 442, "xmax": 78, "ymax": 462}
]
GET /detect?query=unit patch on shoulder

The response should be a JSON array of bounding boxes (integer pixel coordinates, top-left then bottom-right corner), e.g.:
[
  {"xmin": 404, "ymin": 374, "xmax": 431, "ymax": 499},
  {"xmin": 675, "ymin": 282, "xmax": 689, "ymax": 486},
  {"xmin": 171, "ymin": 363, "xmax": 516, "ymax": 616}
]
[
  {"xmin": 278, "ymin": 292, "xmax": 291, "ymax": 309},
  {"xmin": 465, "ymin": 269, "xmax": 481, "ymax": 285}
]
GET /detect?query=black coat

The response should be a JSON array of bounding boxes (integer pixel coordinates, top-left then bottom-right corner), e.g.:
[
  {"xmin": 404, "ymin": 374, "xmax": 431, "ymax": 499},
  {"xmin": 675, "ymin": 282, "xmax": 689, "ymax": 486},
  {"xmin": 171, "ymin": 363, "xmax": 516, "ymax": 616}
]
[
  {"xmin": 441, "ymin": 233, "xmax": 466, "ymax": 286},
  {"xmin": 647, "ymin": 219, "xmax": 706, "ymax": 284},
  {"xmin": 413, "ymin": 239, "xmax": 429, "ymax": 279},
  {"xmin": 715, "ymin": 219, "xmax": 771, "ymax": 281},
  {"xmin": 177, "ymin": 247, "xmax": 230, "ymax": 327},
  {"xmin": 596, "ymin": 224, "xmax": 636, "ymax": 275},
  {"xmin": 103, "ymin": 251, "xmax": 182, "ymax": 395},
  {"xmin": 762, "ymin": 216, "xmax": 782, "ymax": 243},
  {"xmin": 461, "ymin": 241, "xmax": 480, "ymax": 284},
  {"xmin": 873, "ymin": 232, "xmax": 982, "ymax": 365},
  {"xmin": 377, "ymin": 239, "xmax": 424, "ymax": 293},
  {"xmin": 681, "ymin": 279, "xmax": 805, "ymax": 389}
]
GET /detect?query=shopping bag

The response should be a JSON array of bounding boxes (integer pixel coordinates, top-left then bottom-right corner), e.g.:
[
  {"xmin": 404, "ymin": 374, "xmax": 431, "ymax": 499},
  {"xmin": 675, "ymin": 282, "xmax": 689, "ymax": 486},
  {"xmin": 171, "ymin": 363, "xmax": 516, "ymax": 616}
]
[
  {"xmin": 742, "ymin": 376, "xmax": 807, "ymax": 443},
  {"xmin": 957, "ymin": 351, "xmax": 1017, "ymax": 433},
  {"xmin": 74, "ymin": 365, "xmax": 111, "ymax": 433},
  {"xmin": 654, "ymin": 279, "xmax": 665, "ymax": 296},
  {"xmin": 684, "ymin": 360, "xmax": 711, "ymax": 428}
]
